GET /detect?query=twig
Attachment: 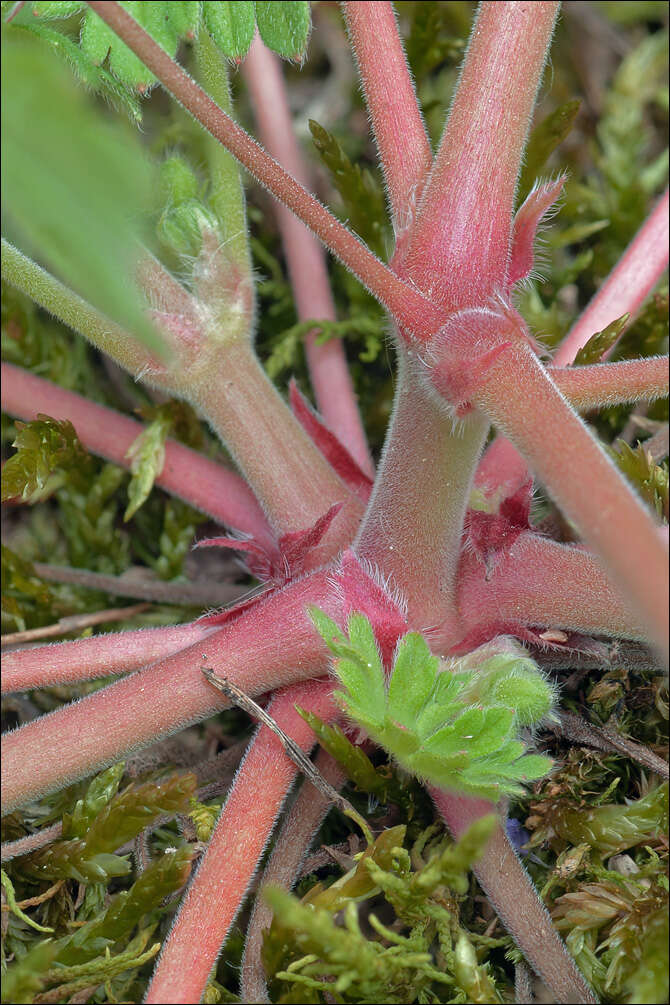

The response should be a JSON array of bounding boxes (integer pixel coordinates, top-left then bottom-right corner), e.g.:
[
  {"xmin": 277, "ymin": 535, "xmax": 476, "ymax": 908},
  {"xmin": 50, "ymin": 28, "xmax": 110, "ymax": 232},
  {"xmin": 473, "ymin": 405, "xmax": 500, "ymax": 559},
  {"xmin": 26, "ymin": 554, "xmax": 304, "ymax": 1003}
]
[
  {"xmin": 31, "ymin": 562, "xmax": 249, "ymax": 609},
  {"xmin": 644, "ymin": 425, "xmax": 669, "ymax": 463},
  {"xmin": 1, "ymin": 880, "xmax": 64, "ymax": 912},
  {"xmin": 1, "ymin": 603, "xmax": 150, "ymax": 648},
  {"xmin": 530, "ymin": 639, "xmax": 662, "ymax": 674},
  {"xmin": 1, "ymin": 822, "xmax": 63, "ymax": 864},
  {"xmin": 549, "ymin": 711, "xmax": 669, "ymax": 779},
  {"xmin": 202, "ymin": 670, "xmax": 372, "ymax": 844}
]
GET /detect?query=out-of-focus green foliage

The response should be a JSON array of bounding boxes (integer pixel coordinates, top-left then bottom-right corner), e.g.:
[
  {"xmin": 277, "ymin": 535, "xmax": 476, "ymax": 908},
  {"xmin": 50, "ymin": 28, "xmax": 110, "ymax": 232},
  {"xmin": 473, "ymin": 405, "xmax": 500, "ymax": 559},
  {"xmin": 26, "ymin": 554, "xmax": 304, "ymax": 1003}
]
[
  {"xmin": 309, "ymin": 119, "xmax": 389, "ymax": 258},
  {"xmin": 1, "ymin": 32, "xmax": 163, "ymax": 355}
]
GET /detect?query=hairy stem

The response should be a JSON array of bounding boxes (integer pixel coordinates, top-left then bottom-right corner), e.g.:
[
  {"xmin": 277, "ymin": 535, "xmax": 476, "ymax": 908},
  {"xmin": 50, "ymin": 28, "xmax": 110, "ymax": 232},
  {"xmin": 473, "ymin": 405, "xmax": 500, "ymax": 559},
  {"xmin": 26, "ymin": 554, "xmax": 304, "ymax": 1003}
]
[
  {"xmin": 342, "ymin": 1, "xmax": 432, "ymax": 234},
  {"xmin": 195, "ymin": 341, "xmax": 364, "ymax": 541},
  {"xmin": 1, "ymin": 622, "xmax": 214, "ymax": 694},
  {"xmin": 554, "ymin": 188, "xmax": 670, "ymax": 366},
  {"xmin": 402, "ymin": 1, "xmax": 559, "ymax": 308},
  {"xmin": 552, "ymin": 356, "xmax": 669, "ymax": 410},
  {"xmin": 458, "ymin": 532, "xmax": 647, "ymax": 641},
  {"xmin": 145, "ymin": 680, "xmax": 336, "ymax": 1004},
  {"xmin": 240, "ymin": 748, "xmax": 345, "ymax": 1005},
  {"xmin": 86, "ymin": 1, "xmax": 445, "ymax": 341},
  {"xmin": 472, "ymin": 344, "xmax": 669, "ymax": 656},
  {"xmin": 432, "ymin": 789, "xmax": 597, "ymax": 1004},
  {"xmin": 1, "ymin": 362, "xmax": 273, "ymax": 544},
  {"xmin": 242, "ymin": 37, "xmax": 373, "ymax": 476},
  {"xmin": 1, "ymin": 571, "xmax": 336, "ymax": 813},
  {"xmin": 356, "ymin": 350, "xmax": 488, "ymax": 631},
  {"xmin": 2, "ymin": 239, "xmax": 162, "ymax": 375}
]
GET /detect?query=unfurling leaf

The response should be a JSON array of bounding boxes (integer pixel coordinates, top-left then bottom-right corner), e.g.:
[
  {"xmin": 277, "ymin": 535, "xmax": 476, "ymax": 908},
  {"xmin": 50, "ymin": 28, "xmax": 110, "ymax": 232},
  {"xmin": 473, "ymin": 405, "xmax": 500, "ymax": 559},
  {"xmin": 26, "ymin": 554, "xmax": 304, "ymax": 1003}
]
[{"xmin": 309, "ymin": 612, "xmax": 555, "ymax": 800}]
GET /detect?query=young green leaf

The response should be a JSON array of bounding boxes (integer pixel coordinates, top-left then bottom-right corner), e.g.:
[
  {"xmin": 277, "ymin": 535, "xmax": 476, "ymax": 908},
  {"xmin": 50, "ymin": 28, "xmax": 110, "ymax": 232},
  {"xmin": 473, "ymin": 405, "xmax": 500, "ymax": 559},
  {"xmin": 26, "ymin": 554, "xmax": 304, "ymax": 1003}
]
[
  {"xmin": 124, "ymin": 409, "xmax": 172, "ymax": 521},
  {"xmin": 310, "ymin": 610, "xmax": 555, "ymax": 800},
  {"xmin": 255, "ymin": 1, "xmax": 311, "ymax": 60},
  {"xmin": 202, "ymin": 1, "xmax": 255, "ymax": 63}
]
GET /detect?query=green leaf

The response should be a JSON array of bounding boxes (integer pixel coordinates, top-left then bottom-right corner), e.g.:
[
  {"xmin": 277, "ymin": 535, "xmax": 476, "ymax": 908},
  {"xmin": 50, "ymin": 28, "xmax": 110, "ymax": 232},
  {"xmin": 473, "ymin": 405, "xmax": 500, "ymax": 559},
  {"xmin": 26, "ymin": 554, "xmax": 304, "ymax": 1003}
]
[
  {"xmin": 574, "ymin": 313, "xmax": 630, "ymax": 365},
  {"xmin": 81, "ymin": 1, "xmax": 179, "ymax": 92},
  {"xmin": 203, "ymin": 0, "xmax": 255, "ymax": 62},
  {"xmin": 1, "ymin": 415, "xmax": 93, "ymax": 503},
  {"xmin": 387, "ymin": 632, "xmax": 439, "ymax": 728},
  {"xmin": 124, "ymin": 409, "xmax": 172, "ymax": 521},
  {"xmin": 63, "ymin": 762, "xmax": 125, "ymax": 839},
  {"xmin": 255, "ymin": 1, "xmax": 311, "ymax": 60},
  {"xmin": 295, "ymin": 708, "xmax": 386, "ymax": 795},
  {"xmin": 32, "ymin": 1, "xmax": 85, "ymax": 16},
  {"xmin": 2, "ymin": 33, "xmax": 165, "ymax": 356},
  {"xmin": 518, "ymin": 99, "xmax": 581, "ymax": 201},
  {"xmin": 308, "ymin": 606, "xmax": 347, "ymax": 652}
]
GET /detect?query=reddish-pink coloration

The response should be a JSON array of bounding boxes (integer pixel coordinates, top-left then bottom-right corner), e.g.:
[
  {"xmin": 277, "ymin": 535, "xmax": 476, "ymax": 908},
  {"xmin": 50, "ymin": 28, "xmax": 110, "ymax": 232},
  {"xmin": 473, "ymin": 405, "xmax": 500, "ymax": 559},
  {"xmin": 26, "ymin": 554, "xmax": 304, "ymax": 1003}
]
[
  {"xmin": 242, "ymin": 38, "xmax": 373, "ymax": 475},
  {"xmin": 1, "ymin": 621, "xmax": 214, "ymax": 694},
  {"xmin": 290, "ymin": 381, "xmax": 374, "ymax": 502},
  {"xmin": 145, "ymin": 678, "xmax": 337, "ymax": 1005},
  {"xmin": 554, "ymin": 188, "xmax": 669, "ymax": 366},
  {"xmin": 343, "ymin": 1, "xmax": 432, "ymax": 234},
  {"xmin": 508, "ymin": 176, "xmax": 566, "ymax": 288},
  {"xmin": 0, "ymin": 361, "xmax": 272, "ymax": 543},
  {"xmin": 2, "ymin": 3, "xmax": 667, "ymax": 1003}
]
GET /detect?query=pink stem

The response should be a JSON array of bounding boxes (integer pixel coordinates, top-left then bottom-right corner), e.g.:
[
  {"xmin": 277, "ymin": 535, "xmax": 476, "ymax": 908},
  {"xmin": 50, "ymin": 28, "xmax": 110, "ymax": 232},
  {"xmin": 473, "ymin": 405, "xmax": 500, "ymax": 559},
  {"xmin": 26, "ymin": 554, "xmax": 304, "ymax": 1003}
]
[
  {"xmin": 458, "ymin": 532, "xmax": 646, "ymax": 641},
  {"xmin": 86, "ymin": 1, "xmax": 446, "ymax": 342},
  {"xmin": 355, "ymin": 351, "xmax": 488, "ymax": 630},
  {"xmin": 342, "ymin": 1, "xmax": 432, "ymax": 234},
  {"xmin": 554, "ymin": 189, "xmax": 670, "ymax": 366},
  {"xmin": 552, "ymin": 356, "xmax": 669, "ymax": 411},
  {"xmin": 145, "ymin": 679, "xmax": 337, "ymax": 1004},
  {"xmin": 242, "ymin": 38, "xmax": 373, "ymax": 477},
  {"xmin": 432, "ymin": 789, "xmax": 597, "ymax": 1004},
  {"xmin": 402, "ymin": 1, "xmax": 559, "ymax": 309},
  {"xmin": 1, "ymin": 362, "xmax": 273, "ymax": 546},
  {"xmin": 472, "ymin": 344, "xmax": 668, "ymax": 657},
  {"xmin": 475, "ymin": 350, "xmax": 670, "ymax": 505},
  {"xmin": 1, "ymin": 622, "xmax": 214, "ymax": 694},
  {"xmin": 240, "ymin": 747, "xmax": 345, "ymax": 1004},
  {"xmin": 1, "ymin": 571, "xmax": 337, "ymax": 813}
]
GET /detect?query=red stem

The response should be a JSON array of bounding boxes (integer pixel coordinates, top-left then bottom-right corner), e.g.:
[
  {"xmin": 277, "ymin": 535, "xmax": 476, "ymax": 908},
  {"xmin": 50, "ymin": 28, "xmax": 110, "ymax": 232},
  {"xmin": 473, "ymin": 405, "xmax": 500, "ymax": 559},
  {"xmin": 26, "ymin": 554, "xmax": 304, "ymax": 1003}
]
[
  {"xmin": 402, "ymin": 1, "xmax": 559, "ymax": 309},
  {"xmin": 1, "ymin": 571, "xmax": 337, "ymax": 814},
  {"xmin": 552, "ymin": 356, "xmax": 669, "ymax": 411},
  {"xmin": 458, "ymin": 532, "xmax": 646, "ymax": 641},
  {"xmin": 554, "ymin": 189, "xmax": 670, "ymax": 366},
  {"xmin": 86, "ymin": 1, "xmax": 446, "ymax": 342},
  {"xmin": 242, "ymin": 37, "xmax": 373, "ymax": 477},
  {"xmin": 1, "ymin": 622, "xmax": 213, "ymax": 694},
  {"xmin": 1, "ymin": 362, "xmax": 273, "ymax": 546},
  {"xmin": 432, "ymin": 788, "xmax": 597, "ymax": 1004},
  {"xmin": 342, "ymin": 1, "xmax": 432, "ymax": 234},
  {"xmin": 472, "ymin": 344, "xmax": 669, "ymax": 657},
  {"xmin": 145, "ymin": 679, "xmax": 337, "ymax": 1004},
  {"xmin": 240, "ymin": 747, "xmax": 345, "ymax": 1005}
]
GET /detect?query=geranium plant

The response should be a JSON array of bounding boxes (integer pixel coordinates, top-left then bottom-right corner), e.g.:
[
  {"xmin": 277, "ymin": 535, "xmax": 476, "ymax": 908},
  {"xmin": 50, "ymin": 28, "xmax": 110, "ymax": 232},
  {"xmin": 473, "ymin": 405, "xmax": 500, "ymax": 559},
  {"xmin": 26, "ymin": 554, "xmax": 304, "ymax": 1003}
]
[{"xmin": 1, "ymin": 2, "xmax": 668, "ymax": 1003}]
